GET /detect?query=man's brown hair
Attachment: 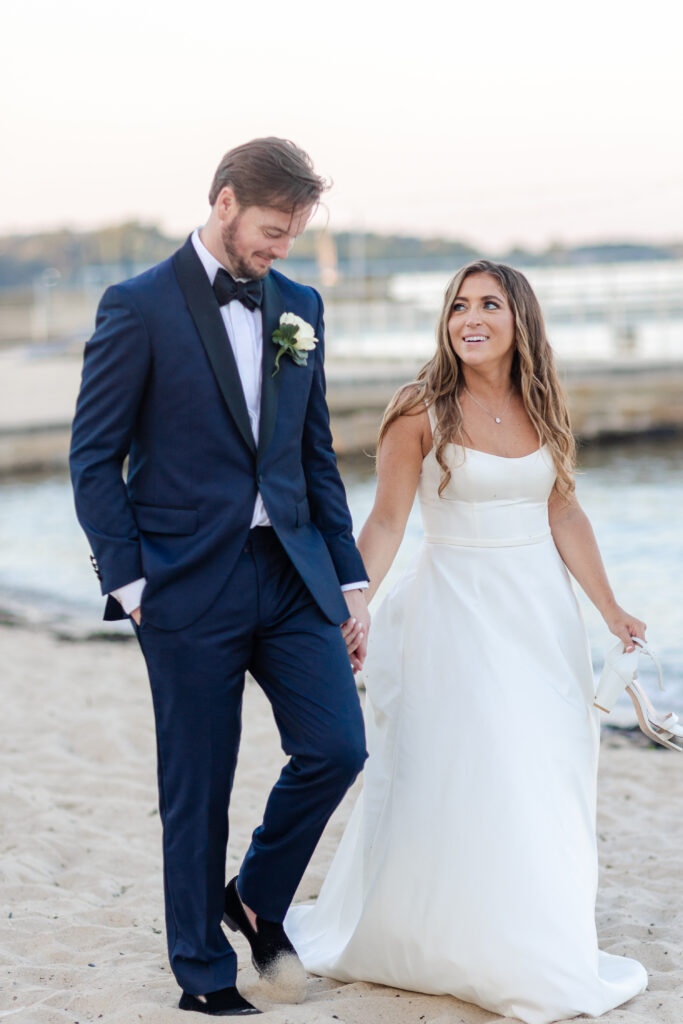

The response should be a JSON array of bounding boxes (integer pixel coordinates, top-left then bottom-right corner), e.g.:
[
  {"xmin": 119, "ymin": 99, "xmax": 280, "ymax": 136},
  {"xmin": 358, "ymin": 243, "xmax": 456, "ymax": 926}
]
[{"xmin": 208, "ymin": 137, "xmax": 329, "ymax": 212}]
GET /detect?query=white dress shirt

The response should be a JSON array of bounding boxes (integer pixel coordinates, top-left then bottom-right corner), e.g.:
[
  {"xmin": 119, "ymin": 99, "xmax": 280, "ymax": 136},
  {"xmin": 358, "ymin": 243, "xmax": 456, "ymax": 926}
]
[
  {"xmin": 191, "ymin": 229, "xmax": 271, "ymax": 528},
  {"xmin": 111, "ymin": 228, "xmax": 365, "ymax": 614}
]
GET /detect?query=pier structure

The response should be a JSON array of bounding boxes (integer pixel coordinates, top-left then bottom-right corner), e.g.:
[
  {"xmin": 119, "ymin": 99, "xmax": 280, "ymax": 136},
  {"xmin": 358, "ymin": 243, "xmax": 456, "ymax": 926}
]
[
  {"xmin": 1, "ymin": 257, "xmax": 682, "ymax": 472},
  {"xmin": 0, "ymin": 348, "xmax": 682, "ymax": 474}
]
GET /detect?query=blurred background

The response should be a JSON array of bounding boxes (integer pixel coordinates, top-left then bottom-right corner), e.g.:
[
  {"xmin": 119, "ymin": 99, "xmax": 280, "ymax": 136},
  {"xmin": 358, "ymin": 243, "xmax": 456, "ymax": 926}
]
[{"xmin": 0, "ymin": 0, "xmax": 681, "ymax": 709}]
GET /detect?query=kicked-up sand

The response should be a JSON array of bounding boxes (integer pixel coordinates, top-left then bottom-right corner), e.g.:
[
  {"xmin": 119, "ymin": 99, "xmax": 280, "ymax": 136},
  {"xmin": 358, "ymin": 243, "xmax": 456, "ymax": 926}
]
[{"xmin": 1, "ymin": 622, "xmax": 682, "ymax": 1023}]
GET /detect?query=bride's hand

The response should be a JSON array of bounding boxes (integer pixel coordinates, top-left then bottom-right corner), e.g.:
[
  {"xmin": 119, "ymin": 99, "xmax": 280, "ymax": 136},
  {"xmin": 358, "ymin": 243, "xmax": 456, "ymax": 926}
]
[
  {"xmin": 341, "ymin": 616, "xmax": 366, "ymax": 674},
  {"xmin": 342, "ymin": 616, "xmax": 363, "ymax": 651},
  {"xmin": 602, "ymin": 605, "xmax": 647, "ymax": 652},
  {"xmin": 342, "ymin": 589, "xmax": 371, "ymax": 673}
]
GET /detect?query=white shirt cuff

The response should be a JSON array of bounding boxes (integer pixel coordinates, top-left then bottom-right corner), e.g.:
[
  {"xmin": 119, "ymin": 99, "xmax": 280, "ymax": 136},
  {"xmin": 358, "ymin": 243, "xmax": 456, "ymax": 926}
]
[
  {"xmin": 110, "ymin": 577, "xmax": 147, "ymax": 615},
  {"xmin": 112, "ymin": 576, "xmax": 363, "ymax": 611}
]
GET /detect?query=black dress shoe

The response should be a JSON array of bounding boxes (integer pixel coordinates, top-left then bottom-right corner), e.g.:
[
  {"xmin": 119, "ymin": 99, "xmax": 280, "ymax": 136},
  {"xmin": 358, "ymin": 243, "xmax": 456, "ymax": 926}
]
[
  {"xmin": 179, "ymin": 986, "xmax": 260, "ymax": 1016},
  {"xmin": 223, "ymin": 877, "xmax": 306, "ymax": 1002}
]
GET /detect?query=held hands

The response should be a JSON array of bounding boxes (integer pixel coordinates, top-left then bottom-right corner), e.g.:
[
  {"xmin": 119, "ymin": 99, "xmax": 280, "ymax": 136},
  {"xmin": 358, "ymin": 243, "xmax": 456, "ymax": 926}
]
[
  {"xmin": 341, "ymin": 589, "xmax": 371, "ymax": 674},
  {"xmin": 603, "ymin": 604, "xmax": 646, "ymax": 652},
  {"xmin": 130, "ymin": 606, "xmax": 142, "ymax": 626}
]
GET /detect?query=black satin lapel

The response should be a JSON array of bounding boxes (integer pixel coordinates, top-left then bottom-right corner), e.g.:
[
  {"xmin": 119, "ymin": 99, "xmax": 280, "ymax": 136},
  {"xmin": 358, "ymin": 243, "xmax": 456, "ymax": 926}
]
[
  {"xmin": 257, "ymin": 273, "xmax": 285, "ymax": 460},
  {"xmin": 172, "ymin": 238, "xmax": 256, "ymax": 455}
]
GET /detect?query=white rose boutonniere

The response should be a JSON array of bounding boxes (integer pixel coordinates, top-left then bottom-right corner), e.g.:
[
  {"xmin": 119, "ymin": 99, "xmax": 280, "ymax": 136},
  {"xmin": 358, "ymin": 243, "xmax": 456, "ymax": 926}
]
[{"xmin": 271, "ymin": 313, "xmax": 319, "ymax": 375}]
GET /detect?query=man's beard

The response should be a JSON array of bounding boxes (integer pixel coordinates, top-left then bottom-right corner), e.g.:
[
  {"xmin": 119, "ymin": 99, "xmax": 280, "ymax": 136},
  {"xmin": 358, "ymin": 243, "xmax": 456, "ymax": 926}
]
[{"xmin": 220, "ymin": 217, "xmax": 267, "ymax": 280}]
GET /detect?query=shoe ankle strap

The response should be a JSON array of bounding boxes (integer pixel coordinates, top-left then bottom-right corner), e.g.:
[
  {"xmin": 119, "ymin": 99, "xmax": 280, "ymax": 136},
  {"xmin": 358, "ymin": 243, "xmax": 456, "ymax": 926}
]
[{"xmin": 632, "ymin": 637, "xmax": 664, "ymax": 692}]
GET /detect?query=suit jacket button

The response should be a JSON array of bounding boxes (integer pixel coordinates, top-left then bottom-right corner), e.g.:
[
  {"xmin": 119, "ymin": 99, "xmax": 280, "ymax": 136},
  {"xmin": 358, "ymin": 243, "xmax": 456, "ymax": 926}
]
[{"xmin": 257, "ymin": 474, "xmax": 263, "ymax": 485}]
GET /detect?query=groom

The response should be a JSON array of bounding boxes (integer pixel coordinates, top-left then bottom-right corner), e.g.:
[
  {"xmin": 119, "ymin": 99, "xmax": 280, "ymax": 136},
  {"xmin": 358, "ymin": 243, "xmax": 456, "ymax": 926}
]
[{"xmin": 70, "ymin": 138, "xmax": 370, "ymax": 1016}]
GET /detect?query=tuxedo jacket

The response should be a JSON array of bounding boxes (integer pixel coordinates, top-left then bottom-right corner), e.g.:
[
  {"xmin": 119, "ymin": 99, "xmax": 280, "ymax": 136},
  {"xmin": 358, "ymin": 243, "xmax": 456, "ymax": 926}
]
[{"xmin": 70, "ymin": 236, "xmax": 366, "ymax": 631}]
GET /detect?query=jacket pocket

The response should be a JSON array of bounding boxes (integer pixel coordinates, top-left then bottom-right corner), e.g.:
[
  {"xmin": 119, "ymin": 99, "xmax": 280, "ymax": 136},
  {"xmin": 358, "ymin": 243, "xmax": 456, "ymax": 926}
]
[
  {"xmin": 133, "ymin": 503, "xmax": 198, "ymax": 535},
  {"xmin": 295, "ymin": 497, "xmax": 310, "ymax": 527}
]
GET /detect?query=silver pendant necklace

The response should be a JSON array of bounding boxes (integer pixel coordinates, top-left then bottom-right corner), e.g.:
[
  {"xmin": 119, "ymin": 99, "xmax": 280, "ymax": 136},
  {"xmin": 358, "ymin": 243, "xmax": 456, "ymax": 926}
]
[{"xmin": 464, "ymin": 387, "xmax": 513, "ymax": 424}]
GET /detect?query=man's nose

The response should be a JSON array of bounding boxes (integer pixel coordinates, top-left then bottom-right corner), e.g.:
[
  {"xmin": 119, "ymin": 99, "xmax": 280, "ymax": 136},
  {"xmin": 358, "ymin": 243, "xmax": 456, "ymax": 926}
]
[{"xmin": 271, "ymin": 238, "xmax": 293, "ymax": 260}]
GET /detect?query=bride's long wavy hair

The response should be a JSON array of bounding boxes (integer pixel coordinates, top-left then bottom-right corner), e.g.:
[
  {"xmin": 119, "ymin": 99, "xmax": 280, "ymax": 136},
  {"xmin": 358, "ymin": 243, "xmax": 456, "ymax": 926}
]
[{"xmin": 378, "ymin": 260, "xmax": 576, "ymax": 498}]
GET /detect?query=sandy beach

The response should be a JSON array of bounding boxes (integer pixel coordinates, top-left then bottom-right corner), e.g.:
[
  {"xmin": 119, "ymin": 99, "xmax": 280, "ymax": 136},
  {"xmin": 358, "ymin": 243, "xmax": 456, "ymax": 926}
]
[{"xmin": 1, "ymin": 621, "xmax": 682, "ymax": 1024}]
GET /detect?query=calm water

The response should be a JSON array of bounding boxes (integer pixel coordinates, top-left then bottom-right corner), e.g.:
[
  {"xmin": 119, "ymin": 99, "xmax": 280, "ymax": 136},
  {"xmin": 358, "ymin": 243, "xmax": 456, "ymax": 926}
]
[{"xmin": 0, "ymin": 438, "xmax": 681, "ymax": 708}]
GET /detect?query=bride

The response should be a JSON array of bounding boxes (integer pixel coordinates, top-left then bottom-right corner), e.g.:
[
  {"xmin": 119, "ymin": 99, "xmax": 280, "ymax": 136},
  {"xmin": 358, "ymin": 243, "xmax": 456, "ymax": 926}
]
[{"xmin": 286, "ymin": 261, "xmax": 649, "ymax": 1024}]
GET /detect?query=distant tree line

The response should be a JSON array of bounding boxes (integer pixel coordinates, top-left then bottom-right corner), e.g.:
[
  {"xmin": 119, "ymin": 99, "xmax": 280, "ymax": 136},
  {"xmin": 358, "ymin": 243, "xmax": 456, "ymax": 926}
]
[
  {"xmin": 0, "ymin": 223, "xmax": 178, "ymax": 288},
  {"xmin": 0, "ymin": 221, "xmax": 681, "ymax": 288}
]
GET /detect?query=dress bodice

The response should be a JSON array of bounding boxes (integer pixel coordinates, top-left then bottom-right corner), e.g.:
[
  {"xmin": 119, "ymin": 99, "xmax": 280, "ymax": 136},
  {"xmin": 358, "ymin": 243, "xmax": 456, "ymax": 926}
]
[{"xmin": 418, "ymin": 444, "xmax": 557, "ymax": 546}]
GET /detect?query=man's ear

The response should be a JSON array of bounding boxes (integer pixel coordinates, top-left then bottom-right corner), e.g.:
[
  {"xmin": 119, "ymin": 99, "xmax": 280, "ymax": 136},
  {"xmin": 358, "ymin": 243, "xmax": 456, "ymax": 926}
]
[{"xmin": 215, "ymin": 186, "xmax": 239, "ymax": 222}]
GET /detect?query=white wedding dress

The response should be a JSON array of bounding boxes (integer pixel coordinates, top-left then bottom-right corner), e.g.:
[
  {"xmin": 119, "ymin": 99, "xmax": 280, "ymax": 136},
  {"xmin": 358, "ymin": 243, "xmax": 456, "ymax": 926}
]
[{"xmin": 286, "ymin": 432, "xmax": 647, "ymax": 1024}]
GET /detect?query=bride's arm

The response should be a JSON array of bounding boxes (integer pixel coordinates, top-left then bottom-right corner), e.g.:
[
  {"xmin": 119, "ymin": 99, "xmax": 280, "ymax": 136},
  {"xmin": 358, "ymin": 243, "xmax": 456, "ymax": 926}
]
[
  {"xmin": 548, "ymin": 488, "xmax": 646, "ymax": 650},
  {"xmin": 359, "ymin": 408, "xmax": 429, "ymax": 604}
]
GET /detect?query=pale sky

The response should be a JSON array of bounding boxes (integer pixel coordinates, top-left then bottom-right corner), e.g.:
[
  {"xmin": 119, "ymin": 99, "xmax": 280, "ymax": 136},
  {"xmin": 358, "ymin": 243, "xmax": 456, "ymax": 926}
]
[{"xmin": 2, "ymin": 0, "xmax": 682, "ymax": 250}]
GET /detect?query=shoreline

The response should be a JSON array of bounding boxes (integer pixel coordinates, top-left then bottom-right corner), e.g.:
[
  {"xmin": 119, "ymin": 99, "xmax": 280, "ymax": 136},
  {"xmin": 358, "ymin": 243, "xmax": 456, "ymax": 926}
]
[{"xmin": 2, "ymin": 622, "xmax": 683, "ymax": 1023}]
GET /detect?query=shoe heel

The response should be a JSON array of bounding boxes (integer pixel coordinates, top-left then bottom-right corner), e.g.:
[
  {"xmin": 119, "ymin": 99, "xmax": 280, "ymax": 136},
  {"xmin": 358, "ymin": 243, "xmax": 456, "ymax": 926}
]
[
  {"xmin": 594, "ymin": 642, "xmax": 640, "ymax": 713},
  {"xmin": 222, "ymin": 912, "xmax": 239, "ymax": 932},
  {"xmin": 594, "ymin": 666, "xmax": 626, "ymax": 713}
]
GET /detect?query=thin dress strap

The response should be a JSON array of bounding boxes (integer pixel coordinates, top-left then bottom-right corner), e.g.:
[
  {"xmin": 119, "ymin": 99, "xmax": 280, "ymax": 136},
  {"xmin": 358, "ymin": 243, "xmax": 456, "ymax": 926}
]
[{"xmin": 425, "ymin": 400, "xmax": 437, "ymax": 434}]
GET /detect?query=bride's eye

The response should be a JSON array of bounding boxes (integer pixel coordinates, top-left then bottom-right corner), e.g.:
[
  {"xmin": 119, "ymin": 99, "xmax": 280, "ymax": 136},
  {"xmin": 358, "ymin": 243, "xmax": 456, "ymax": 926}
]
[{"xmin": 452, "ymin": 301, "xmax": 466, "ymax": 312}]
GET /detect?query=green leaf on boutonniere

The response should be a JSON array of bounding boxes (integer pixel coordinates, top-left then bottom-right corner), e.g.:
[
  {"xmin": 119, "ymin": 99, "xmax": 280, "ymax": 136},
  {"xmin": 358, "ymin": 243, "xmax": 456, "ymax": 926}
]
[{"xmin": 271, "ymin": 313, "xmax": 319, "ymax": 376}]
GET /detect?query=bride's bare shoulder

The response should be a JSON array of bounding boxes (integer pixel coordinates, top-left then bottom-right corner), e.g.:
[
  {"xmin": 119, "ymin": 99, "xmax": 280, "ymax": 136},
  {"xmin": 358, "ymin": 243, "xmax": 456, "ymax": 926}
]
[{"xmin": 382, "ymin": 385, "xmax": 432, "ymax": 457}]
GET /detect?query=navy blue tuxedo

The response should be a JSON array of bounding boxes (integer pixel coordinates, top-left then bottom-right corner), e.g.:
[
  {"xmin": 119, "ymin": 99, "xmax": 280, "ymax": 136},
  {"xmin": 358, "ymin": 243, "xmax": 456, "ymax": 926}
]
[
  {"xmin": 70, "ymin": 236, "xmax": 366, "ymax": 631},
  {"xmin": 69, "ymin": 236, "xmax": 367, "ymax": 995}
]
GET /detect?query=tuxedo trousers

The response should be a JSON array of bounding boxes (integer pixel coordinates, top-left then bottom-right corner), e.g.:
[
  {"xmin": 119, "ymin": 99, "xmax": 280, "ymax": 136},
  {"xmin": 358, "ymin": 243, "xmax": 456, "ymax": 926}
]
[{"xmin": 135, "ymin": 527, "xmax": 367, "ymax": 995}]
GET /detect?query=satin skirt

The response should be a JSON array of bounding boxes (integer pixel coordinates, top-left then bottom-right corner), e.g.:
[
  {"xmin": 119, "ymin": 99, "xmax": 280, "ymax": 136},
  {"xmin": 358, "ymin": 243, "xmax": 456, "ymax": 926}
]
[{"xmin": 287, "ymin": 536, "xmax": 647, "ymax": 1024}]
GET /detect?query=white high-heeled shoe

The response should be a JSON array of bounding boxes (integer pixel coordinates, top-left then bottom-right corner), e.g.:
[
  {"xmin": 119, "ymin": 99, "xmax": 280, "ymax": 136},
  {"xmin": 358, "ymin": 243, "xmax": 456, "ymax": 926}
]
[{"xmin": 594, "ymin": 637, "xmax": 683, "ymax": 751}]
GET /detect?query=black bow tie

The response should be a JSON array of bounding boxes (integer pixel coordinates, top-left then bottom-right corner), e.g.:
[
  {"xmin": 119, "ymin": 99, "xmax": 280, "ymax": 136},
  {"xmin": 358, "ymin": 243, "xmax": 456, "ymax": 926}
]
[{"xmin": 212, "ymin": 268, "xmax": 263, "ymax": 311}]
